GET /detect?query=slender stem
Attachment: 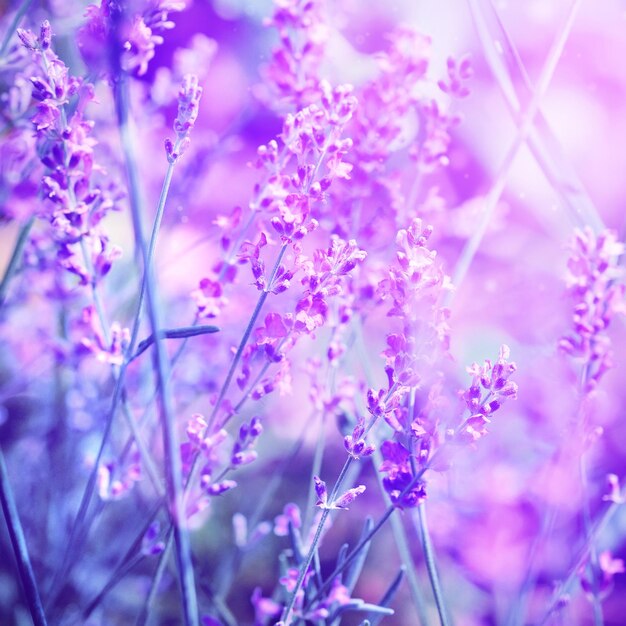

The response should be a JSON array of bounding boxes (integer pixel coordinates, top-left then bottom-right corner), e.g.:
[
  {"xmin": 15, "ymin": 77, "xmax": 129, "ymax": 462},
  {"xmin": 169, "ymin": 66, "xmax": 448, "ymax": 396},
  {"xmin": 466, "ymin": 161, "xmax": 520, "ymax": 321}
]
[
  {"xmin": 280, "ymin": 458, "xmax": 354, "ymax": 625},
  {"xmin": 79, "ymin": 237, "xmax": 111, "ymax": 343},
  {"xmin": 182, "ymin": 244, "xmax": 288, "ymax": 499},
  {"xmin": 467, "ymin": 0, "xmax": 604, "ymax": 233},
  {"xmin": 206, "ymin": 243, "xmax": 288, "ymax": 433},
  {"xmin": 308, "ymin": 505, "xmax": 397, "ymax": 609},
  {"xmin": 447, "ymin": 0, "xmax": 583, "ymax": 302},
  {"xmin": 538, "ymin": 486, "xmax": 626, "ymax": 625},
  {"xmin": 128, "ymin": 248, "xmax": 292, "ymax": 615},
  {"xmin": 121, "ymin": 402, "xmax": 165, "ymax": 499},
  {"xmin": 0, "ymin": 446, "xmax": 48, "ymax": 626},
  {"xmin": 124, "ymin": 156, "xmax": 176, "ymax": 361},
  {"xmin": 0, "ymin": 0, "xmax": 34, "ymax": 56},
  {"xmin": 415, "ymin": 501, "xmax": 450, "ymax": 626},
  {"xmin": 305, "ymin": 454, "xmax": 438, "ymax": 611},
  {"xmin": 45, "ymin": 132, "xmax": 175, "ymax": 609},
  {"xmin": 47, "ymin": 55, "xmax": 194, "ymax": 613},
  {"xmin": 83, "ymin": 553, "xmax": 145, "ymax": 619},
  {"xmin": 136, "ymin": 529, "xmax": 174, "ymax": 626},
  {"xmin": 303, "ymin": 413, "xmax": 327, "ymax": 533},
  {"xmin": 506, "ymin": 505, "xmax": 557, "ymax": 626},
  {"xmin": 0, "ymin": 216, "xmax": 34, "ymax": 309},
  {"xmin": 214, "ymin": 423, "xmax": 309, "ymax": 599},
  {"xmin": 129, "ymin": 325, "xmax": 291, "ymax": 618},
  {"xmin": 116, "ymin": 74, "xmax": 198, "ymax": 626},
  {"xmin": 372, "ymin": 448, "xmax": 428, "ymax": 626},
  {"xmin": 81, "ymin": 500, "xmax": 163, "ymax": 617},
  {"xmin": 356, "ymin": 326, "xmax": 428, "ymax": 625},
  {"xmin": 579, "ymin": 453, "xmax": 604, "ymax": 626}
]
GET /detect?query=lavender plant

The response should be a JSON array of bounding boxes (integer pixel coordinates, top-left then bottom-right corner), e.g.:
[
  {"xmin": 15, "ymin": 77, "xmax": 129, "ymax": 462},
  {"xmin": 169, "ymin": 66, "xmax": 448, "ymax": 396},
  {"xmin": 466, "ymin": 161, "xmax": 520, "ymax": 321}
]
[{"xmin": 1, "ymin": 1, "xmax": 625, "ymax": 626}]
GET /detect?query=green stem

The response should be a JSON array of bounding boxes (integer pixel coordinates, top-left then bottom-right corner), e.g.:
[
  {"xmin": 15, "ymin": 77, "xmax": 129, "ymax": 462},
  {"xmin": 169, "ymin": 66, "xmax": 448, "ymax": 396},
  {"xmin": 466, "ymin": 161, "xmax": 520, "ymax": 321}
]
[
  {"xmin": 182, "ymin": 244, "xmax": 288, "ymax": 499},
  {"xmin": 116, "ymin": 74, "xmax": 198, "ymax": 626},
  {"xmin": 416, "ymin": 501, "xmax": 450, "ymax": 626},
  {"xmin": 81, "ymin": 500, "xmax": 163, "ymax": 618},
  {"xmin": 447, "ymin": 0, "xmax": 583, "ymax": 303},
  {"xmin": 579, "ymin": 453, "xmax": 604, "ymax": 626},
  {"xmin": 0, "ymin": 446, "xmax": 48, "ymax": 626},
  {"xmin": 45, "ymin": 77, "xmax": 177, "ymax": 607},
  {"xmin": 538, "ymin": 485, "xmax": 626, "ymax": 625},
  {"xmin": 0, "ymin": 217, "xmax": 34, "ymax": 308},
  {"xmin": 206, "ymin": 244, "xmax": 288, "ymax": 433},
  {"xmin": 136, "ymin": 528, "xmax": 174, "ymax": 626},
  {"xmin": 280, "ymin": 458, "xmax": 354, "ymax": 625},
  {"xmin": 0, "ymin": 0, "xmax": 34, "ymax": 56},
  {"xmin": 372, "ymin": 447, "xmax": 428, "ymax": 626}
]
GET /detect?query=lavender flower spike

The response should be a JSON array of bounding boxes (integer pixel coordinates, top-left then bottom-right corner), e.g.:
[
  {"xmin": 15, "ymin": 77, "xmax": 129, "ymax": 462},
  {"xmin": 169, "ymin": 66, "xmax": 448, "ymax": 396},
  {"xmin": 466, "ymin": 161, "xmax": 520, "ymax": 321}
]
[
  {"xmin": 165, "ymin": 74, "xmax": 203, "ymax": 163},
  {"xmin": 314, "ymin": 476, "xmax": 366, "ymax": 510}
]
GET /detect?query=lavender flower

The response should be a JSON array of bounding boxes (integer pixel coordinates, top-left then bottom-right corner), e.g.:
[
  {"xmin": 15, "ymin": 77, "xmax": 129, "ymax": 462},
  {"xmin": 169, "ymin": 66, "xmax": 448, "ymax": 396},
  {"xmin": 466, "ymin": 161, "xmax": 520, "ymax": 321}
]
[
  {"xmin": 3, "ymin": 4, "xmax": 625, "ymax": 626},
  {"xmin": 461, "ymin": 345, "xmax": 518, "ymax": 441},
  {"xmin": 78, "ymin": 0, "xmax": 186, "ymax": 76},
  {"xmin": 344, "ymin": 417, "xmax": 376, "ymax": 460},
  {"xmin": 378, "ymin": 441, "xmax": 426, "ymax": 509},
  {"xmin": 313, "ymin": 476, "xmax": 366, "ymax": 510},
  {"xmin": 559, "ymin": 227, "xmax": 625, "ymax": 390},
  {"xmin": 165, "ymin": 74, "xmax": 203, "ymax": 163},
  {"xmin": 19, "ymin": 23, "xmax": 118, "ymax": 281},
  {"xmin": 262, "ymin": 0, "xmax": 329, "ymax": 110}
]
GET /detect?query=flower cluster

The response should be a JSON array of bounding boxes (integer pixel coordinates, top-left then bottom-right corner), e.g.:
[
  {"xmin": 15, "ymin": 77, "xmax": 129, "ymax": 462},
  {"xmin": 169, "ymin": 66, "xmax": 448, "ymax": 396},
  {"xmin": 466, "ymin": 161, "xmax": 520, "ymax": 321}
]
[
  {"xmin": 192, "ymin": 81, "xmax": 357, "ymax": 325},
  {"xmin": 378, "ymin": 440, "xmax": 427, "ymax": 508},
  {"xmin": 78, "ymin": 0, "xmax": 186, "ymax": 76},
  {"xmin": 0, "ymin": 32, "xmax": 44, "ymax": 224},
  {"xmin": 559, "ymin": 227, "xmax": 625, "ymax": 390},
  {"xmin": 75, "ymin": 305, "xmax": 130, "ymax": 364},
  {"xmin": 437, "ymin": 55, "xmax": 473, "ymax": 99},
  {"xmin": 460, "ymin": 345, "xmax": 518, "ymax": 441},
  {"xmin": 180, "ymin": 413, "xmax": 264, "ymax": 516},
  {"xmin": 581, "ymin": 551, "xmax": 625, "ymax": 600},
  {"xmin": 234, "ymin": 235, "xmax": 366, "ymax": 406},
  {"xmin": 97, "ymin": 447, "xmax": 142, "ymax": 500},
  {"xmin": 165, "ymin": 73, "xmax": 203, "ymax": 163},
  {"xmin": 313, "ymin": 475, "xmax": 366, "ymax": 510},
  {"xmin": 230, "ymin": 416, "xmax": 263, "ymax": 466},
  {"xmin": 18, "ymin": 22, "xmax": 119, "ymax": 288},
  {"xmin": 262, "ymin": 0, "xmax": 329, "ymax": 110},
  {"xmin": 374, "ymin": 219, "xmax": 452, "ymax": 400},
  {"xmin": 266, "ymin": 82, "xmax": 357, "ymax": 244},
  {"xmin": 343, "ymin": 416, "xmax": 376, "ymax": 460},
  {"xmin": 351, "ymin": 28, "xmax": 431, "ymax": 173}
]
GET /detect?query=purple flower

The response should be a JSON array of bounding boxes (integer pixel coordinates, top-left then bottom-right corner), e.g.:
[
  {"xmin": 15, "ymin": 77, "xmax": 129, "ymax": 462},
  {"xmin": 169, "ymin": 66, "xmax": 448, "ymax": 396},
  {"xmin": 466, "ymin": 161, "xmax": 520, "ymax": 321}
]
[
  {"xmin": 274, "ymin": 503, "xmax": 302, "ymax": 536},
  {"xmin": 602, "ymin": 474, "xmax": 625, "ymax": 505},
  {"xmin": 581, "ymin": 550, "xmax": 625, "ymax": 600},
  {"xmin": 166, "ymin": 73, "xmax": 203, "ymax": 163},
  {"xmin": 251, "ymin": 587, "xmax": 282, "ymax": 625},
  {"xmin": 378, "ymin": 440, "xmax": 426, "ymax": 509},
  {"xmin": 141, "ymin": 522, "xmax": 165, "ymax": 556},
  {"xmin": 313, "ymin": 475, "xmax": 366, "ymax": 510},
  {"xmin": 437, "ymin": 54, "xmax": 473, "ymax": 98},
  {"xmin": 559, "ymin": 227, "xmax": 625, "ymax": 390},
  {"xmin": 261, "ymin": 0, "xmax": 329, "ymax": 110},
  {"xmin": 77, "ymin": 1, "xmax": 185, "ymax": 77},
  {"xmin": 344, "ymin": 417, "xmax": 376, "ymax": 460},
  {"xmin": 201, "ymin": 478, "xmax": 237, "ymax": 496},
  {"xmin": 462, "ymin": 345, "xmax": 518, "ymax": 433},
  {"xmin": 230, "ymin": 417, "xmax": 263, "ymax": 467}
]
